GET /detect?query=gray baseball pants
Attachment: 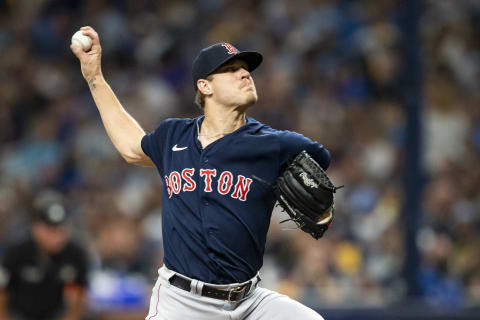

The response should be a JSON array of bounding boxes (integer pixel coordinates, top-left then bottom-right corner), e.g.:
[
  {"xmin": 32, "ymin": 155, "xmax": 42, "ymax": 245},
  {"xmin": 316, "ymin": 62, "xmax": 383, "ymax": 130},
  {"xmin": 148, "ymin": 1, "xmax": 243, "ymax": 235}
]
[{"xmin": 145, "ymin": 265, "xmax": 324, "ymax": 320}]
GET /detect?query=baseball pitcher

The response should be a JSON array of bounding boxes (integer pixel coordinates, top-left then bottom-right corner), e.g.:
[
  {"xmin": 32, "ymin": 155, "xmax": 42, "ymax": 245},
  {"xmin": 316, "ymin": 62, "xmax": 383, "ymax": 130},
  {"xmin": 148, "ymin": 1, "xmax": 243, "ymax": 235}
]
[{"xmin": 71, "ymin": 26, "xmax": 339, "ymax": 320}]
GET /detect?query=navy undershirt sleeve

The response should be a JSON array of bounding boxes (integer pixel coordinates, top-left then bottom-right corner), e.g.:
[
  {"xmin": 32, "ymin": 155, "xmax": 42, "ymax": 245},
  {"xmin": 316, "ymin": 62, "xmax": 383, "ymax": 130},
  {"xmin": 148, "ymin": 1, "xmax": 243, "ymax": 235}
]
[
  {"xmin": 278, "ymin": 130, "xmax": 331, "ymax": 170},
  {"xmin": 141, "ymin": 119, "xmax": 172, "ymax": 176},
  {"xmin": 141, "ymin": 121, "xmax": 166, "ymax": 162}
]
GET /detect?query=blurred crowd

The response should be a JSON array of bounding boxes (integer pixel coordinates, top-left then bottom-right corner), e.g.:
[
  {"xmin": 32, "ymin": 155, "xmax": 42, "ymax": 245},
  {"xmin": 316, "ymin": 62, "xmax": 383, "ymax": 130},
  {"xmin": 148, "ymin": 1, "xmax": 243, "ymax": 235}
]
[{"xmin": 0, "ymin": 0, "xmax": 479, "ymax": 317}]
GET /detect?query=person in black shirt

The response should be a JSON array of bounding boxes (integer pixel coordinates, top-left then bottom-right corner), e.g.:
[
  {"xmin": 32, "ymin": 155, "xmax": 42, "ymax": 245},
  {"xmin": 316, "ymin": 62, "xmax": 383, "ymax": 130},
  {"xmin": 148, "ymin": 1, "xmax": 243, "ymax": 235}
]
[{"xmin": 0, "ymin": 194, "xmax": 89, "ymax": 320}]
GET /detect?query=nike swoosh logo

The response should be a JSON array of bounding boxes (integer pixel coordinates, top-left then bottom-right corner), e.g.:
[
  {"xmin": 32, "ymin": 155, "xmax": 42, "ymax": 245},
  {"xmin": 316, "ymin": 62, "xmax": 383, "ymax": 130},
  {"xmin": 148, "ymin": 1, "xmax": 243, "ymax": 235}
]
[{"xmin": 172, "ymin": 144, "xmax": 188, "ymax": 151}]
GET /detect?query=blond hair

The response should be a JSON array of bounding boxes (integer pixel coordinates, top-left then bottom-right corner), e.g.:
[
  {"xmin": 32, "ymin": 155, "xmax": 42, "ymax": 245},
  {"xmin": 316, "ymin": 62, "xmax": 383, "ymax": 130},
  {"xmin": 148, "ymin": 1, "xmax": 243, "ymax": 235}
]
[{"xmin": 194, "ymin": 89, "xmax": 205, "ymax": 110}]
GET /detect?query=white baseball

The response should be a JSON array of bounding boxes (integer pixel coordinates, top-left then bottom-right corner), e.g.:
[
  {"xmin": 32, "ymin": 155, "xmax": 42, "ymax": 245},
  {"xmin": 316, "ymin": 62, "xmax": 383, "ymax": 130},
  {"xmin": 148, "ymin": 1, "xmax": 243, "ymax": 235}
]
[{"xmin": 71, "ymin": 30, "xmax": 92, "ymax": 51}]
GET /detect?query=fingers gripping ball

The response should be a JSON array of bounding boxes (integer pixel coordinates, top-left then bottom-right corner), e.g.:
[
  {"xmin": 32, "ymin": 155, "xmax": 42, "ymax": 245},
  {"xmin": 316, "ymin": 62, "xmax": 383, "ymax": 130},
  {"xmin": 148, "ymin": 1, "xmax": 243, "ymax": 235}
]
[{"xmin": 71, "ymin": 31, "xmax": 92, "ymax": 51}]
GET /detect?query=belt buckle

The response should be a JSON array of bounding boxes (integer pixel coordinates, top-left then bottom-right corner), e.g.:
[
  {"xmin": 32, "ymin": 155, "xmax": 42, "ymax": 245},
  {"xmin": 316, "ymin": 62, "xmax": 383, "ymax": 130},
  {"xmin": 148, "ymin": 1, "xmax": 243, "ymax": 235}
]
[{"xmin": 227, "ymin": 285, "xmax": 246, "ymax": 302}]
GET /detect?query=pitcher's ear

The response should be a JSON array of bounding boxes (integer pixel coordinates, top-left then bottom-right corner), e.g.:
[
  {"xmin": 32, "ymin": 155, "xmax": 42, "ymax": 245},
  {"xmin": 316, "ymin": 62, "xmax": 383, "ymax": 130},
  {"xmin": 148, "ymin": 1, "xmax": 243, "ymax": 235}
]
[{"xmin": 197, "ymin": 79, "xmax": 213, "ymax": 95}]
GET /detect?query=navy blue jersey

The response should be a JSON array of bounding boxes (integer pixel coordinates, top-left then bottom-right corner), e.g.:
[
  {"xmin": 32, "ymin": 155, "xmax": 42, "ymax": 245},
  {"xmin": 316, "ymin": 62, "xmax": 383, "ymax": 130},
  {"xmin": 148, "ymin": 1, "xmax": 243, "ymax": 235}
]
[{"xmin": 141, "ymin": 116, "xmax": 330, "ymax": 284}]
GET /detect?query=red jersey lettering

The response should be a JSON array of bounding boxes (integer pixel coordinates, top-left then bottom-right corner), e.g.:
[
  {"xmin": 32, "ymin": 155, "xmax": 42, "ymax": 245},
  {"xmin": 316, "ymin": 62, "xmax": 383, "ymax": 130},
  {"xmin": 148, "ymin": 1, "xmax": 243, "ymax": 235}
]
[
  {"xmin": 169, "ymin": 171, "xmax": 182, "ymax": 194},
  {"xmin": 165, "ymin": 175, "xmax": 173, "ymax": 199},
  {"xmin": 231, "ymin": 175, "xmax": 253, "ymax": 201},
  {"xmin": 217, "ymin": 171, "xmax": 233, "ymax": 195},
  {"xmin": 182, "ymin": 168, "xmax": 196, "ymax": 192},
  {"xmin": 200, "ymin": 169, "xmax": 217, "ymax": 192}
]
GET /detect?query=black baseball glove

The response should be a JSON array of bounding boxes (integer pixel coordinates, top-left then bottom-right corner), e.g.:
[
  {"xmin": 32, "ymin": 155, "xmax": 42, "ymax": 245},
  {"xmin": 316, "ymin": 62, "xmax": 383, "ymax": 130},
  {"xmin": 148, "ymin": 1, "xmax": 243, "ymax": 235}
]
[{"xmin": 274, "ymin": 150, "xmax": 342, "ymax": 239}]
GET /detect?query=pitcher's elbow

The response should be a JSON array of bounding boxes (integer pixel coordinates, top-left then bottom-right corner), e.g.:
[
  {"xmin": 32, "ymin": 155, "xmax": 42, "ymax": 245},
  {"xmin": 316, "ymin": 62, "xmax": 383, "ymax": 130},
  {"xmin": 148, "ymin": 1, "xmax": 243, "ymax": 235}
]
[{"xmin": 121, "ymin": 153, "xmax": 140, "ymax": 164}]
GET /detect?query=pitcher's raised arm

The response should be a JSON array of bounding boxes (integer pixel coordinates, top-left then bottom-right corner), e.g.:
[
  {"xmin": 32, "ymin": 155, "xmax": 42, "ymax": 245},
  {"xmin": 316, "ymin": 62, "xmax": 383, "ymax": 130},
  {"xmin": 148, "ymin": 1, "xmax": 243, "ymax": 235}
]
[{"xmin": 70, "ymin": 26, "xmax": 153, "ymax": 166}]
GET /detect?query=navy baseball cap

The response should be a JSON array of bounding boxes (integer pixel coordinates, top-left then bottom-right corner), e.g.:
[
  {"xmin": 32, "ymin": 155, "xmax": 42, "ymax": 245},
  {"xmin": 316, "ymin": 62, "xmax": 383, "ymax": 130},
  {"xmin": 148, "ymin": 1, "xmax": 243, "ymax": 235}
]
[
  {"xmin": 32, "ymin": 190, "xmax": 68, "ymax": 226},
  {"xmin": 35, "ymin": 202, "xmax": 68, "ymax": 226},
  {"xmin": 192, "ymin": 42, "xmax": 263, "ymax": 90}
]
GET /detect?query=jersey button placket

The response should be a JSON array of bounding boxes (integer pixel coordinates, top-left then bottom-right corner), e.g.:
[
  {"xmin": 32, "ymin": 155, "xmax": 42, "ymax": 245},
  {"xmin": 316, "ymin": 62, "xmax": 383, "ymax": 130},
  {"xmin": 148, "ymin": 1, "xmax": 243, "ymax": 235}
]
[
  {"xmin": 201, "ymin": 154, "xmax": 209, "ymax": 207},
  {"xmin": 199, "ymin": 152, "xmax": 213, "ymax": 243}
]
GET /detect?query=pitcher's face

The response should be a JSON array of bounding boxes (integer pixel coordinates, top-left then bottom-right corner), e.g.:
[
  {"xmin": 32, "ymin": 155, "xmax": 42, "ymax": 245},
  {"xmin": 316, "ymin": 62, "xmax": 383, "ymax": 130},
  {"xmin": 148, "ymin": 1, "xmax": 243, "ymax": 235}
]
[{"xmin": 208, "ymin": 59, "xmax": 258, "ymax": 108}]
